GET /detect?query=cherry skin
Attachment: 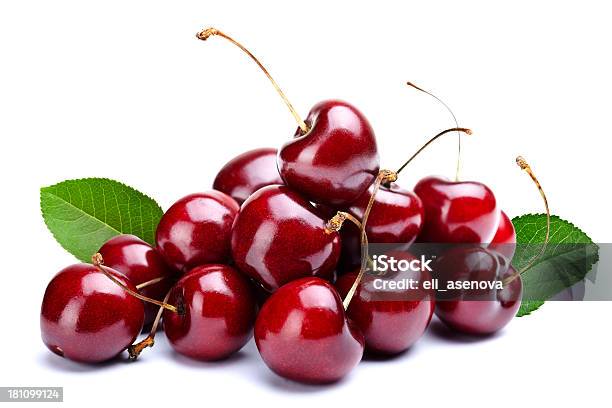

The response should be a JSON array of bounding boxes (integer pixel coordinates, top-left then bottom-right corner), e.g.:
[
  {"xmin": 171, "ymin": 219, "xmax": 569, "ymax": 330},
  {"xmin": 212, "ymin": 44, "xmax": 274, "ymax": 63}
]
[
  {"xmin": 98, "ymin": 234, "xmax": 177, "ymax": 325},
  {"xmin": 490, "ymin": 210, "xmax": 516, "ymax": 261},
  {"xmin": 336, "ymin": 261, "xmax": 434, "ymax": 354},
  {"xmin": 278, "ymin": 100, "xmax": 379, "ymax": 207},
  {"xmin": 414, "ymin": 176, "xmax": 500, "ymax": 243},
  {"xmin": 254, "ymin": 277, "xmax": 364, "ymax": 384},
  {"xmin": 41, "ymin": 264, "xmax": 144, "ymax": 363},
  {"xmin": 156, "ymin": 191, "xmax": 240, "ymax": 273},
  {"xmin": 350, "ymin": 183, "xmax": 424, "ymax": 245},
  {"xmin": 433, "ymin": 247, "xmax": 522, "ymax": 335},
  {"xmin": 163, "ymin": 264, "xmax": 257, "ymax": 361},
  {"xmin": 213, "ymin": 148, "xmax": 283, "ymax": 205},
  {"xmin": 231, "ymin": 185, "xmax": 340, "ymax": 292}
]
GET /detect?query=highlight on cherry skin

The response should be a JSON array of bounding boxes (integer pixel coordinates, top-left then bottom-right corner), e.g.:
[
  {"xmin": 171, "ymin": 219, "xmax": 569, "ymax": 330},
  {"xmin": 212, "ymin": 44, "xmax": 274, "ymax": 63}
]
[{"xmin": 40, "ymin": 263, "xmax": 145, "ymax": 363}]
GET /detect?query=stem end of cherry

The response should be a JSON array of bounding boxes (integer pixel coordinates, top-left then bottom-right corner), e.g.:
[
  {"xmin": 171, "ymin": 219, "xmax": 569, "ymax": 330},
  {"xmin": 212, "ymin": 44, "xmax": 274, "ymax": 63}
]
[{"xmin": 196, "ymin": 27, "xmax": 219, "ymax": 41}]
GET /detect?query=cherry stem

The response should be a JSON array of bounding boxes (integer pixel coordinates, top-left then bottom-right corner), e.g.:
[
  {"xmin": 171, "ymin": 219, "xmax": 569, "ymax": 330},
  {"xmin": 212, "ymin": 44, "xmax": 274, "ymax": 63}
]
[
  {"xmin": 501, "ymin": 156, "xmax": 550, "ymax": 287},
  {"xmin": 395, "ymin": 127, "xmax": 472, "ymax": 176},
  {"xmin": 516, "ymin": 156, "xmax": 550, "ymax": 273},
  {"xmin": 196, "ymin": 27, "xmax": 309, "ymax": 134},
  {"xmin": 407, "ymin": 82, "xmax": 462, "ymax": 181},
  {"xmin": 128, "ymin": 290, "xmax": 172, "ymax": 360},
  {"xmin": 325, "ymin": 211, "xmax": 362, "ymax": 234},
  {"xmin": 341, "ymin": 170, "xmax": 398, "ymax": 310},
  {"xmin": 135, "ymin": 276, "xmax": 167, "ymax": 290},
  {"xmin": 91, "ymin": 253, "xmax": 178, "ymax": 313}
]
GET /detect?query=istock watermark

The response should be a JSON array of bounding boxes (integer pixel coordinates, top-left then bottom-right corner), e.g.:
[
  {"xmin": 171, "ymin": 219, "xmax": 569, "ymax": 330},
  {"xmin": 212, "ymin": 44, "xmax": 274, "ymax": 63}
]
[{"xmin": 371, "ymin": 254, "xmax": 434, "ymax": 272}]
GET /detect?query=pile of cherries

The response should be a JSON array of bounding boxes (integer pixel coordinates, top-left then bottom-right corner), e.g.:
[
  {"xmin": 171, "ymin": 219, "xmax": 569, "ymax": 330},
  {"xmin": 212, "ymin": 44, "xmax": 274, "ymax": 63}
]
[{"xmin": 40, "ymin": 28, "xmax": 528, "ymax": 385}]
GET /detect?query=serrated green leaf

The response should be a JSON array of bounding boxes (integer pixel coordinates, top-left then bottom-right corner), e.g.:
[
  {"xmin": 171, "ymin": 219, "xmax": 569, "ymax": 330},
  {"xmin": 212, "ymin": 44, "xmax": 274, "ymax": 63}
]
[
  {"xmin": 517, "ymin": 300, "xmax": 545, "ymax": 317},
  {"xmin": 512, "ymin": 214, "xmax": 598, "ymax": 317},
  {"xmin": 41, "ymin": 178, "xmax": 163, "ymax": 262}
]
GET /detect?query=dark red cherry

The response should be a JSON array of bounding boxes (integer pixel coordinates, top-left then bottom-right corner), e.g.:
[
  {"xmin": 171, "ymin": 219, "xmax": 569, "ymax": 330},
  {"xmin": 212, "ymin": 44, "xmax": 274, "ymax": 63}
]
[
  {"xmin": 491, "ymin": 211, "xmax": 516, "ymax": 261},
  {"xmin": 433, "ymin": 247, "xmax": 522, "ymax": 335},
  {"xmin": 278, "ymin": 100, "xmax": 379, "ymax": 207},
  {"xmin": 336, "ymin": 258, "xmax": 434, "ymax": 354},
  {"xmin": 255, "ymin": 277, "xmax": 364, "ymax": 383},
  {"xmin": 414, "ymin": 176, "xmax": 500, "ymax": 243},
  {"xmin": 41, "ymin": 264, "xmax": 144, "ymax": 363},
  {"xmin": 98, "ymin": 234, "xmax": 176, "ymax": 325},
  {"xmin": 156, "ymin": 191, "xmax": 239, "ymax": 273},
  {"xmin": 231, "ymin": 185, "xmax": 340, "ymax": 291},
  {"xmin": 163, "ymin": 264, "xmax": 257, "ymax": 361},
  {"xmin": 349, "ymin": 183, "xmax": 424, "ymax": 246},
  {"xmin": 213, "ymin": 148, "xmax": 283, "ymax": 205}
]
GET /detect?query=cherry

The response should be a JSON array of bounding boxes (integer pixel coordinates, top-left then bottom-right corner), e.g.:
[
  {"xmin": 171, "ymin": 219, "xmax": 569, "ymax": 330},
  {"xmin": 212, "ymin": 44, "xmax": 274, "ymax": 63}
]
[
  {"xmin": 336, "ymin": 254, "xmax": 434, "ymax": 354},
  {"xmin": 163, "ymin": 264, "xmax": 257, "ymax": 361},
  {"xmin": 41, "ymin": 263, "xmax": 144, "ymax": 363},
  {"xmin": 433, "ymin": 247, "xmax": 522, "ymax": 335},
  {"xmin": 414, "ymin": 176, "xmax": 500, "ymax": 243},
  {"xmin": 349, "ymin": 183, "xmax": 424, "ymax": 246},
  {"xmin": 156, "ymin": 191, "xmax": 239, "ymax": 273},
  {"xmin": 431, "ymin": 156, "xmax": 549, "ymax": 335},
  {"xmin": 491, "ymin": 210, "xmax": 516, "ymax": 261},
  {"xmin": 196, "ymin": 28, "xmax": 379, "ymax": 208},
  {"xmin": 231, "ymin": 185, "xmax": 340, "ymax": 292},
  {"xmin": 254, "ymin": 277, "xmax": 364, "ymax": 384},
  {"xmin": 98, "ymin": 234, "xmax": 176, "ymax": 325},
  {"xmin": 213, "ymin": 148, "xmax": 283, "ymax": 205},
  {"xmin": 278, "ymin": 100, "xmax": 380, "ymax": 207}
]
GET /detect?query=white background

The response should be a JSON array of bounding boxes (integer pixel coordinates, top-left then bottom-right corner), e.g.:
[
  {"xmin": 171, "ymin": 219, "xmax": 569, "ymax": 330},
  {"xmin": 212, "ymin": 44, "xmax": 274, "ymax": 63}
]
[{"xmin": 1, "ymin": 1, "xmax": 611, "ymax": 407}]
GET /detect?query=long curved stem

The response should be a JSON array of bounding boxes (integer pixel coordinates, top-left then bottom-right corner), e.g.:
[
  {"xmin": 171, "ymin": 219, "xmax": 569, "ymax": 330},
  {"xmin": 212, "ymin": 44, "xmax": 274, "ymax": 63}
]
[
  {"xmin": 516, "ymin": 156, "xmax": 550, "ymax": 273},
  {"xmin": 196, "ymin": 27, "xmax": 309, "ymax": 134},
  {"xmin": 341, "ymin": 170, "xmax": 397, "ymax": 310},
  {"xmin": 407, "ymin": 82, "xmax": 462, "ymax": 180},
  {"xmin": 501, "ymin": 156, "xmax": 551, "ymax": 287}
]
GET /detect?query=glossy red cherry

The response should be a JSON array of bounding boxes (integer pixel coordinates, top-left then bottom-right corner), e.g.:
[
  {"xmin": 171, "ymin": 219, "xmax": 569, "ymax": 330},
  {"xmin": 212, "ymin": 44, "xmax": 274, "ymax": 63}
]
[
  {"xmin": 213, "ymin": 148, "xmax": 283, "ymax": 205},
  {"xmin": 336, "ymin": 259, "xmax": 434, "ymax": 354},
  {"xmin": 491, "ymin": 211, "xmax": 516, "ymax": 261},
  {"xmin": 98, "ymin": 234, "xmax": 176, "ymax": 325},
  {"xmin": 41, "ymin": 263, "xmax": 144, "ymax": 363},
  {"xmin": 156, "ymin": 191, "xmax": 239, "ymax": 273},
  {"xmin": 278, "ymin": 100, "xmax": 379, "ymax": 207},
  {"xmin": 255, "ymin": 277, "xmax": 364, "ymax": 383},
  {"xmin": 231, "ymin": 185, "xmax": 340, "ymax": 291},
  {"xmin": 163, "ymin": 264, "xmax": 257, "ymax": 361},
  {"xmin": 349, "ymin": 183, "xmax": 424, "ymax": 246},
  {"xmin": 414, "ymin": 176, "xmax": 500, "ymax": 243},
  {"xmin": 433, "ymin": 247, "xmax": 522, "ymax": 335}
]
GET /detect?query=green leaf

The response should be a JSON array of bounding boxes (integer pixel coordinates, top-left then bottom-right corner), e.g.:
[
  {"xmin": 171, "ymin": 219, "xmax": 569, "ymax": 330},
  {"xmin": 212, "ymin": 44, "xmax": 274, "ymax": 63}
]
[
  {"xmin": 517, "ymin": 300, "xmax": 545, "ymax": 317},
  {"xmin": 512, "ymin": 214, "xmax": 598, "ymax": 317},
  {"xmin": 41, "ymin": 178, "xmax": 163, "ymax": 262}
]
